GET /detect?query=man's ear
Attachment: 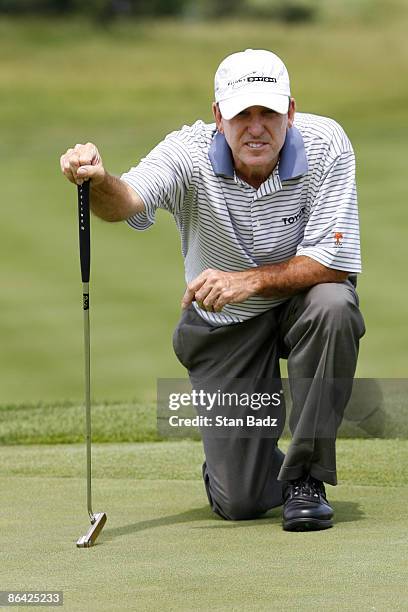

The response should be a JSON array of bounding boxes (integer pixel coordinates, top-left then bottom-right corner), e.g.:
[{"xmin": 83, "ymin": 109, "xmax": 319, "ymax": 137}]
[
  {"xmin": 287, "ymin": 98, "xmax": 296, "ymax": 129},
  {"xmin": 212, "ymin": 102, "xmax": 224, "ymax": 133}
]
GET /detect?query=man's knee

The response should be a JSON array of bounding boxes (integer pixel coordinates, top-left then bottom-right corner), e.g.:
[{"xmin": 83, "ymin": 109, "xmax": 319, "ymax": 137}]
[
  {"xmin": 306, "ymin": 282, "xmax": 354, "ymax": 313},
  {"xmin": 304, "ymin": 282, "xmax": 364, "ymax": 332},
  {"xmin": 214, "ymin": 495, "xmax": 265, "ymax": 521},
  {"xmin": 202, "ymin": 465, "xmax": 270, "ymax": 520}
]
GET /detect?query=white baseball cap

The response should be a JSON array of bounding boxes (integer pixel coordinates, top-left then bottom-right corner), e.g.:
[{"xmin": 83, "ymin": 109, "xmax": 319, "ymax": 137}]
[{"xmin": 214, "ymin": 49, "xmax": 291, "ymax": 119}]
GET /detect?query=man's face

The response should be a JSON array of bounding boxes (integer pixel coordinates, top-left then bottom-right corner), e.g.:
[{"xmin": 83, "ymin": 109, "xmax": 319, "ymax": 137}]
[{"xmin": 212, "ymin": 100, "xmax": 296, "ymax": 185}]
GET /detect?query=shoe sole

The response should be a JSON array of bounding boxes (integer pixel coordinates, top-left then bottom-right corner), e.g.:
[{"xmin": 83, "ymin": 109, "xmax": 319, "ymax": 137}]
[{"xmin": 283, "ymin": 517, "xmax": 333, "ymax": 532}]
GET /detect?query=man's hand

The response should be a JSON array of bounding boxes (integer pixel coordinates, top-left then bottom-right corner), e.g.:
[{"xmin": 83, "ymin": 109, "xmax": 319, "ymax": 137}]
[
  {"xmin": 60, "ymin": 142, "xmax": 105, "ymax": 186},
  {"xmin": 181, "ymin": 268, "xmax": 259, "ymax": 312},
  {"xmin": 59, "ymin": 142, "xmax": 145, "ymax": 222}
]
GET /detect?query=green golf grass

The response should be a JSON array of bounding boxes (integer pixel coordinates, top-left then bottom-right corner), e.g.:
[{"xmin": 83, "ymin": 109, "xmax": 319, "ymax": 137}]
[
  {"xmin": 1, "ymin": 439, "xmax": 407, "ymax": 611},
  {"xmin": 1, "ymin": 12, "xmax": 408, "ymax": 405}
]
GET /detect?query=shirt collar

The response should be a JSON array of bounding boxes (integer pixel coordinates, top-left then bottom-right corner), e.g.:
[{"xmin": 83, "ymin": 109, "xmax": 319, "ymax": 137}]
[{"xmin": 208, "ymin": 125, "xmax": 308, "ymax": 181}]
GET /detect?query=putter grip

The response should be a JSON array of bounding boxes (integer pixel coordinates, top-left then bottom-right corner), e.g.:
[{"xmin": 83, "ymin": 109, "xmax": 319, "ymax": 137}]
[{"xmin": 77, "ymin": 181, "xmax": 90, "ymax": 283}]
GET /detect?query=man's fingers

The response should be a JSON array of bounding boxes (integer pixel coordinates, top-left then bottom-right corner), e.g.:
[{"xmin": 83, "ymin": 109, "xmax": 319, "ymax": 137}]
[
  {"xmin": 78, "ymin": 143, "xmax": 100, "ymax": 166},
  {"xmin": 181, "ymin": 283, "xmax": 199, "ymax": 308},
  {"xmin": 212, "ymin": 295, "xmax": 227, "ymax": 312},
  {"xmin": 200, "ymin": 287, "xmax": 219, "ymax": 311},
  {"xmin": 77, "ymin": 165, "xmax": 96, "ymax": 177},
  {"xmin": 184, "ymin": 284, "xmax": 217, "ymax": 312},
  {"xmin": 181, "ymin": 286, "xmax": 196, "ymax": 309},
  {"xmin": 181, "ymin": 269, "xmax": 226, "ymax": 310},
  {"xmin": 60, "ymin": 142, "xmax": 103, "ymax": 185},
  {"xmin": 181, "ymin": 276, "xmax": 208, "ymax": 309},
  {"xmin": 60, "ymin": 150, "xmax": 77, "ymax": 184},
  {"xmin": 60, "ymin": 150, "xmax": 80, "ymax": 183}
]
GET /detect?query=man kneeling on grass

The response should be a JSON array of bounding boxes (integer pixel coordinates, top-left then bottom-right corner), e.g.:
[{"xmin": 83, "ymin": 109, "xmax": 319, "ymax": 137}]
[{"xmin": 60, "ymin": 49, "xmax": 365, "ymax": 531}]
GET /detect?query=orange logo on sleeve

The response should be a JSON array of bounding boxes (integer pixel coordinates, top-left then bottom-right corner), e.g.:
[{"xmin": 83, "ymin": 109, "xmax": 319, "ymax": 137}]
[{"xmin": 334, "ymin": 232, "xmax": 343, "ymax": 246}]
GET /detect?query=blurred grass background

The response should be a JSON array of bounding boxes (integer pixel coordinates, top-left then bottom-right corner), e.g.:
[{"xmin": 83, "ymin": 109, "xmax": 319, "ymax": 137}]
[{"xmin": 1, "ymin": 1, "xmax": 407, "ymax": 405}]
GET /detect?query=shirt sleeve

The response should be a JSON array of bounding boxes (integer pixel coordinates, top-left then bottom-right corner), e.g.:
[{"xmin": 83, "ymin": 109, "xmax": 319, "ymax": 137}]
[
  {"xmin": 296, "ymin": 148, "xmax": 362, "ymax": 273},
  {"xmin": 121, "ymin": 130, "xmax": 194, "ymax": 231}
]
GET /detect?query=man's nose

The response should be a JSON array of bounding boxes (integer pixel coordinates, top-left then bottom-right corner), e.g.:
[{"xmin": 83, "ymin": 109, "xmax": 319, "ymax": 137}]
[{"xmin": 247, "ymin": 117, "xmax": 264, "ymax": 137}]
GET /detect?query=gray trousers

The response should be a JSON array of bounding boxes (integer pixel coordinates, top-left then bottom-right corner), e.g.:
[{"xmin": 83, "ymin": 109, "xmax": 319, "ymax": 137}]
[{"xmin": 172, "ymin": 280, "xmax": 365, "ymax": 520}]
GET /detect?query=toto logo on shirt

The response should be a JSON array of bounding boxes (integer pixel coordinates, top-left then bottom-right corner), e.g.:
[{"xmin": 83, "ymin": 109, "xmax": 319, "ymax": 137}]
[{"xmin": 282, "ymin": 207, "xmax": 306, "ymax": 225}]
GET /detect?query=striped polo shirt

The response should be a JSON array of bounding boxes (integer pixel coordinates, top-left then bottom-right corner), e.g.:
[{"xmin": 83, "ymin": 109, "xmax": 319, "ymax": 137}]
[{"xmin": 121, "ymin": 112, "xmax": 361, "ymax": 325}]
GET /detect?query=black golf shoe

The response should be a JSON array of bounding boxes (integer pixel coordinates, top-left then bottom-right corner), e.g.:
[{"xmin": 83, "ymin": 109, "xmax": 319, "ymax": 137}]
[{"xmin": 282, "ymin": 474, "xmax": 333, "ymax": 532}]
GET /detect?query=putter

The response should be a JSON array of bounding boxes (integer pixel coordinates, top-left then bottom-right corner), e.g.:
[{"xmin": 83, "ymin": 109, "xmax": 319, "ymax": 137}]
[{"xmin": 76, "ymin": 179, "xmax": 107, "ymax": 548}]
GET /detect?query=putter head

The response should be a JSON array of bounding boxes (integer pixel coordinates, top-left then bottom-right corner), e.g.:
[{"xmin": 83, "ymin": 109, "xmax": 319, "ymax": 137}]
[{"xmin": 76, "ymin": 512, "xmax": 107, "ymax": 548}]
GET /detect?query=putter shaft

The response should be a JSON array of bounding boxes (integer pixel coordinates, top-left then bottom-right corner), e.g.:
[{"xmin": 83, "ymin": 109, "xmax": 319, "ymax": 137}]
[{"xmin": 83, "ymin": 281, "xmax": 93, "ymax": 521}]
